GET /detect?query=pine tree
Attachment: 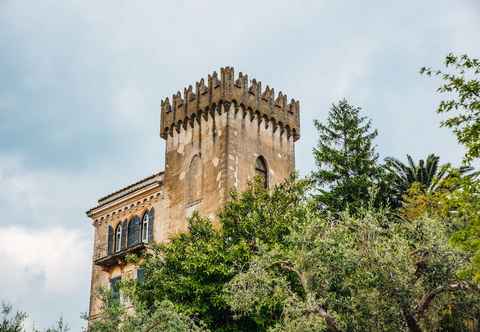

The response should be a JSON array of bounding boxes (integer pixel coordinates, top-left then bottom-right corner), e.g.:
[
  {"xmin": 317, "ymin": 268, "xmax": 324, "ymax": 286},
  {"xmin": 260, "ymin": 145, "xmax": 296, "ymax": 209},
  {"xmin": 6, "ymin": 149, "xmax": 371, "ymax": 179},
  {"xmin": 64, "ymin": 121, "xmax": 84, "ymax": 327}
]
[{"xmin": 313, "ymin": 99, "xmax": 382, "ymax": 212}]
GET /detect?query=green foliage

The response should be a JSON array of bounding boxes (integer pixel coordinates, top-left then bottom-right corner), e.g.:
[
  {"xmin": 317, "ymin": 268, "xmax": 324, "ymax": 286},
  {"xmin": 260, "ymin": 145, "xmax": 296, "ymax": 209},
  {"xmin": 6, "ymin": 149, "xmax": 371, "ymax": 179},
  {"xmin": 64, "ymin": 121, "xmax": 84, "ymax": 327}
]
[
  {"xmin": 443, "ymin": 177, "xmax": 480, "ymax": 284},
  {"xmin": 312, "ymin": 99, "xmax": 387, "ymax": 212},
  {"xmin": 35, "ymin": 318, "xmax": 69, "ymax": 332},
  {"xmin": 395, "ymin": 174, "xmax": 480, "ymax": 330},
  {"xmin": 421, "ymin": 53, "xmax": 480, "ymax": 294},
  {"xmin": 384, "ymin": 153, "xmax": 473, "ymax": 205},
  {"xmin": 133, "ymin": 215, "xmax": 253, "ymax": 332},
  {"xmin": 91, "ymin": 175, "xmax": 480, "ymax": 332},
  {"xmin": 400, "ymin": 175, "xmax": 480, "ymax": 285},
  {"xmin": 88, "ymin": 292, "xmax": 208, "ymax": 332},
  {"xmin": 0, "ymin": 302, "xmax": 69, "ymax": 332},
  {"xmin": 421, "ymin": 53, "xmax": 480, "ymax": 163},
  {"xmin": 225, "ymin": 209, "xmax": 480, "ymax": 332},
  {"xmin": 91, "ymin": 177, "xmax": 312, "ymax": 332},
  {"xmin": 1, "ymin": 303, "xmax": 26, "ymax": 332}
]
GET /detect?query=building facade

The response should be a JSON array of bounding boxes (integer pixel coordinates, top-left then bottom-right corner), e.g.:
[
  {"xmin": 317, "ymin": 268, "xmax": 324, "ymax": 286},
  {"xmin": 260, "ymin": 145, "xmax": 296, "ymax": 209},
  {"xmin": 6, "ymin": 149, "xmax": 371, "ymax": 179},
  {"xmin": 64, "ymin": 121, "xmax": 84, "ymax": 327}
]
[{"xmin": 86, "ymin": 67, "xmax": 301, "ymax": 320}]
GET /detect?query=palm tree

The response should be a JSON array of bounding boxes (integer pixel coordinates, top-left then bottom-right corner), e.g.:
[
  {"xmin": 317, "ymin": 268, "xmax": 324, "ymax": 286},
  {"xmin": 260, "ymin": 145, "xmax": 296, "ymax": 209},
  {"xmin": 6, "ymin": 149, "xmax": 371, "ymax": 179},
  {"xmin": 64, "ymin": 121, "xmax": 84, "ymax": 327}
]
[{"xmin": 384, "ymin": 154, "xmax": 473, "ymax": 205}]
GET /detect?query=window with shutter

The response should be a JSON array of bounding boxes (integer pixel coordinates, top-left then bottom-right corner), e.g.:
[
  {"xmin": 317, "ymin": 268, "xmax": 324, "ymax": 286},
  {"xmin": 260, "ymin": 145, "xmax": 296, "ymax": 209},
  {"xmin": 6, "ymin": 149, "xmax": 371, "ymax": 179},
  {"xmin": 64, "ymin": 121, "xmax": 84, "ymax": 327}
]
[
  {"xmin": 127, "ymin": 216, "xmax": 141, "ymax": 247},
  {"xmin": 148, "ymin": 208, "xmax": 154, "ymax": 243},
  {"xmin": 142, "ymin": 212, "xmax": 149, "ymax": 243},
  {"xmin": 107, "ymin": 225, "xmax": 114, "ymax": 255},
  {"xmin": 110, "ymin": 276, "xmax": 121, "ymax": 301},
  {"xmin": 115, "ymin": 223, "xmax": 122, "ymax": 252}
]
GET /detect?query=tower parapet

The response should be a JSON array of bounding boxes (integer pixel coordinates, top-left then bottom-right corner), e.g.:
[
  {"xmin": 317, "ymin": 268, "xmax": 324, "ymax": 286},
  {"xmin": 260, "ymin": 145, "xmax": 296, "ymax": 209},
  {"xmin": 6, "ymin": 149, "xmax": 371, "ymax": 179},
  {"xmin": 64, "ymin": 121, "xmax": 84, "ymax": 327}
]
[{"xmin": 160, "ymin": 67, "xmax": 300, "ymax": 141}]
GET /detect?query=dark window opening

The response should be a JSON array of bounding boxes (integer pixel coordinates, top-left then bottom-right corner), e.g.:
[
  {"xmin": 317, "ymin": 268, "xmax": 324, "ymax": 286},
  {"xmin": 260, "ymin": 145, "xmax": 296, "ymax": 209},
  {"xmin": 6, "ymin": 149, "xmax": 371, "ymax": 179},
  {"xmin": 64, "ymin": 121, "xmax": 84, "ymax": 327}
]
[
  {"xmin": 110, "ymin": 276, "xmax": 121, "ymax": 301},
  {"xmin": 255, "ymin": 156, "xmax": 268, "ymax": 188},
  {"xmin": 137, "ymin": 268, "xmax": 145, "ymax": 284}
]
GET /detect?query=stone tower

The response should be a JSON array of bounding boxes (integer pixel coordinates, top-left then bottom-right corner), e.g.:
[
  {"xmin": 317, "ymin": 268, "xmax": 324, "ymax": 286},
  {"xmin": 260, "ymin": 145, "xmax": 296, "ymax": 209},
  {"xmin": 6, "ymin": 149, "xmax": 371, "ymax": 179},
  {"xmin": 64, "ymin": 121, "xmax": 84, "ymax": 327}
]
[
  {"xmin": 160, "ymin": 66, "xmax": 300, "ymax": 234},
  {"xmin": 86, "ymin": 67, "xmax": 300, "ymax": 321}
]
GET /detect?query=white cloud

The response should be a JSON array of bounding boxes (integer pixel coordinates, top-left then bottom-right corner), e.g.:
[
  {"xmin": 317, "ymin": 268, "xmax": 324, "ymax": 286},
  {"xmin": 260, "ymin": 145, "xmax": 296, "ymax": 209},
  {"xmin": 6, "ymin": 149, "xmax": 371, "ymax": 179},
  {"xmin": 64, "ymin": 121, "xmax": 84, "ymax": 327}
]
[
  {"xmin": 0, "ymin": 226, "xmax": 90, "ymax": 295},
  {"xmin": 0, "ymin": 225, "xmax": 90, "ymax": 331},
  {"xmin": 0, "ymin": 155, "xmax": 95, "ymax": 227},
  {"xmin": 0, "ymin": 155, "xmax": 94, "ymax": 331}
]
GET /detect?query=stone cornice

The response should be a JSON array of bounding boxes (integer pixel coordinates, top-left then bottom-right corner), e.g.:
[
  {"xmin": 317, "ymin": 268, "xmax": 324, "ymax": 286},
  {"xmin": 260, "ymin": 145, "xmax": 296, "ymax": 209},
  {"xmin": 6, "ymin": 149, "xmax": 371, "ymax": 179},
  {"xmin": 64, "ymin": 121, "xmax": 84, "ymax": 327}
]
[{"xmin": 86, "ymin": 172, "xmax": 163, "ymax": 219}]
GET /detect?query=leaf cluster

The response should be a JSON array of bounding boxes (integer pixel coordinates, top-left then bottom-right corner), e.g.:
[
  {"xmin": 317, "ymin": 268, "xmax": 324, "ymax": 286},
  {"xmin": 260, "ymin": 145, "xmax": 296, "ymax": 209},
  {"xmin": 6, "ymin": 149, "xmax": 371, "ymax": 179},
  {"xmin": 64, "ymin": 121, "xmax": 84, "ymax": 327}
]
[{"xmin": 421, "ymin": 53, "xmax": 480, "ymax": 163}]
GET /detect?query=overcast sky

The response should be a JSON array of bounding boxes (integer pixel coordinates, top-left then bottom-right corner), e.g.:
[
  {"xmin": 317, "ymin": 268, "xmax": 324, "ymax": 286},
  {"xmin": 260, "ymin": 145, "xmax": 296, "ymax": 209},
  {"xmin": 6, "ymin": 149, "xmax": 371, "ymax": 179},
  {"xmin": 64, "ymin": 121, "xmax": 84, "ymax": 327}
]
[{"xmin": 1, "ymin": 1, "xmax": 479, "ymax": 330}]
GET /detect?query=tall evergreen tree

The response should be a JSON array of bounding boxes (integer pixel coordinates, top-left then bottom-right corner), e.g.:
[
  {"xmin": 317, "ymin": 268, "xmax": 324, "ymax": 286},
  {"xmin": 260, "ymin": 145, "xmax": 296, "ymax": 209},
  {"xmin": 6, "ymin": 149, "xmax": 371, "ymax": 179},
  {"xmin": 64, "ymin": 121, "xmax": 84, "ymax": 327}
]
[{"xmin": 313, "ymin": 99, "xmax": 382, "ymax": 212}]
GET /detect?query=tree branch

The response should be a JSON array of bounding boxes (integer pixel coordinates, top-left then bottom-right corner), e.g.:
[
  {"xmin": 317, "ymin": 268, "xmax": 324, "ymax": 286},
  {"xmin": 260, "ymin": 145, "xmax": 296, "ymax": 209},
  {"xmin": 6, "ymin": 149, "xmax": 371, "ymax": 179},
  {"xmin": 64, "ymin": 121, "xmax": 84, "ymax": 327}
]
[
  {"xmin": 269, "ymin": 260, "xmax": 306, "ymax": 291},
  {"xmin": 305, "ymin": 306, "xmax": 342, "ymax": 332},
  {"xmin": 415, "ymin": 282, "xmax": 469, "ymax": 319},
  {"xmin": 400, "ymin": 304, "xmax": 423, "ymax": 332},
  {"xmin": 270, "ymin": 261, "xmax": 342, "ymax": 332}
]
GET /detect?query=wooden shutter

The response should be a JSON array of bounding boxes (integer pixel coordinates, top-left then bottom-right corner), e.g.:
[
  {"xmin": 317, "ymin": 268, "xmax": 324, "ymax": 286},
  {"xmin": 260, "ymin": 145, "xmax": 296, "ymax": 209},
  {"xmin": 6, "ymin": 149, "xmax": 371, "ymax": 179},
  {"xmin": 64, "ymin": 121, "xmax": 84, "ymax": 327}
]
[
  {"xmin": 107, "ymin": 225, "xmax": 114, "ymax": 255},
  {"xmin": 148, "ymin": 208, "xmax": 154, "ymax": 242},
  {"xmin": 127, "ymin": 217, "xmax": 141, "ymax": 247},
  {"xmin": 135, "ymin": 216, "xmax": 141, "ymax": 243},
  {"xmin": 127, "ymin": 219, "xmax": 134, "ymax": 247},
  {"xmin": 121, "ymin": 220, "xmax": 128, "ymax": 250}
]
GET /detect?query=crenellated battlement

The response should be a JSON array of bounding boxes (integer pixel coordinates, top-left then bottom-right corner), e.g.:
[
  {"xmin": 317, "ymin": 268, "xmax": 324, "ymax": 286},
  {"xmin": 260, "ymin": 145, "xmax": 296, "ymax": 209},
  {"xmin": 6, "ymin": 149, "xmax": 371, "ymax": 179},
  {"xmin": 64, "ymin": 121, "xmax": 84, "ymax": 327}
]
[{"xmin": 160, "ymin": 67, "xmax": 300, "ymax": 141}]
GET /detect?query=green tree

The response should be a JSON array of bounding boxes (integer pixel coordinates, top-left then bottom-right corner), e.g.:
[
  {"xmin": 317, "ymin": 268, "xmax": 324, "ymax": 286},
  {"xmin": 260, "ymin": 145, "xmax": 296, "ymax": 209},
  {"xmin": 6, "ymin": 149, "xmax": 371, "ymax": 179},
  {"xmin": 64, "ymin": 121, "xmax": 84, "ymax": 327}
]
[
  {"xmin": 312, "ymin": 99, "xmax": 385, "ymax": 212},
  {"xmin": 394, "ymin": 174, "xmax": 480, "ymax": 329},
  {"xmin": 0, "ymin": 302, "xmax": 69, "ymax": 332},
  {"xmin": 89, "ymin": 177, "xmax": 312, "ymax": 332},
  {"xmin": 442, "ymin": 177, "xmax": 480, "ymax": 284},
  {"xmin": 90, "ymin": 176, "xmax": 480, "ymax": 332},
  {"xmin": 225, "ymin": 209, "xmax": 480, "ymax": 332},
  {"xmin": 384, "ymin": 153, "xmax": 472, "ymax": 205},
  {"xmin": 88, "ymin": 293, "xmax": 208, "ymax": 332},
  {"xmin": 421, "ymin": 53, "xmax": 480, "ymax": 289},
  {"xmin": 1, "ymin": 303, "xmax": 26, "ymax": 332},
  {"xmin": 421, "ymin": 53, "xmax": 480, "ymax": 163}
]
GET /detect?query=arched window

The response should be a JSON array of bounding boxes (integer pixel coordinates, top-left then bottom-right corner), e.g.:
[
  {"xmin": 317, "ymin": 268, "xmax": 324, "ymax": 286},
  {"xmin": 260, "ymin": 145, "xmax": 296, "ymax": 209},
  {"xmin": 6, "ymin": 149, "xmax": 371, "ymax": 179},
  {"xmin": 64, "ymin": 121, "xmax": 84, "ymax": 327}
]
[
  {"xmin": 115, "ymin": 223, "xmax": 122, "ymax": 252},
  {"xmin": 255, "ymin": 156, "xmax": 268, "ymax": 188},
  {"xmin": 141, "ymin": 212, "xmax": 149, "ymax": 243}
]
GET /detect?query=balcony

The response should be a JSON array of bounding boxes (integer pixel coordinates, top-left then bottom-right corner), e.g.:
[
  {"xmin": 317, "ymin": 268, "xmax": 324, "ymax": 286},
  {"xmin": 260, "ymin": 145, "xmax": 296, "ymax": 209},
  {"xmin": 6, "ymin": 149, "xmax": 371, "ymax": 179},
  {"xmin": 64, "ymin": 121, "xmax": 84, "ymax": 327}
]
[{"xmin": 94, "ymin": 242, "xmax": 147, "ymax": 268}]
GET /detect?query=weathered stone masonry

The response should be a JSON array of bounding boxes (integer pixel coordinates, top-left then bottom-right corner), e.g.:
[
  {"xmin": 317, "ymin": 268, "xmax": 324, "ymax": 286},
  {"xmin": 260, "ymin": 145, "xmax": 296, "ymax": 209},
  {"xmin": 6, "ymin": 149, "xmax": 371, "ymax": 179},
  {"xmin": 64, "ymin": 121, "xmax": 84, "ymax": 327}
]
[{"xmin": 86, "ymin": 67, "xmax": 301, "ymax": 321}]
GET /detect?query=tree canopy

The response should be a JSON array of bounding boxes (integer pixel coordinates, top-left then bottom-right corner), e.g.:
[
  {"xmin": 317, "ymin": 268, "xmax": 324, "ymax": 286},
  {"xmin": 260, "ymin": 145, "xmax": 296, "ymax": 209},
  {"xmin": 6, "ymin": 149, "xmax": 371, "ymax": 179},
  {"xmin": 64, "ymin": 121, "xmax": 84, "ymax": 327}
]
[{"xmin": 89, "ymin": 177, "xmax": 480, "ymax": 332}]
